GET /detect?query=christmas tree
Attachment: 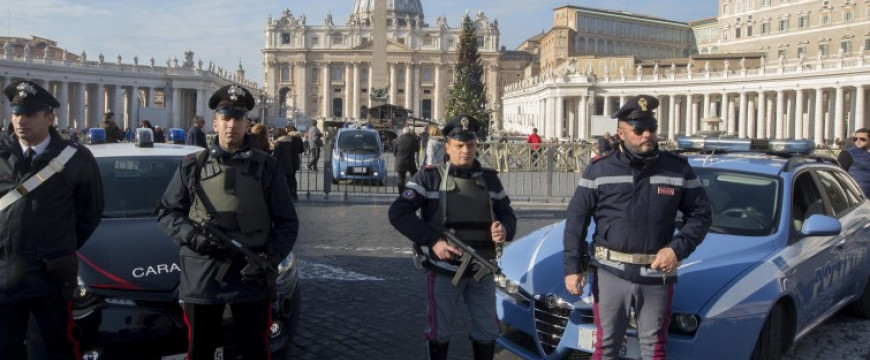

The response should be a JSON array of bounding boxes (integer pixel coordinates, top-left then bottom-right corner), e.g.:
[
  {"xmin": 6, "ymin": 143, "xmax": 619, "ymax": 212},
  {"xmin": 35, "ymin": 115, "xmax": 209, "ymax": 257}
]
[{"xmin": 444, "ymin": 15, "xmax": 490, "ymax": 137}]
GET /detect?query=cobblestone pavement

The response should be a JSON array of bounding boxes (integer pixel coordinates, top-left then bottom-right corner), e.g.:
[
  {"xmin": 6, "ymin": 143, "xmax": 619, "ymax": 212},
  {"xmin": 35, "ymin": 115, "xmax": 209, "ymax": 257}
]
[{"xmin": 288, "ymin": 201, "xmax": 870, "ymax": 360}]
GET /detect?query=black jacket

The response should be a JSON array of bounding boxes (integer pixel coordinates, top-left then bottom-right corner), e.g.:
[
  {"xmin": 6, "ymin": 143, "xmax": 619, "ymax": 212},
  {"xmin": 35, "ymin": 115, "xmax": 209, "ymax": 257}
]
[
  {"xmin": 388, "ymin": 161, "xmax": 517, "ymax": 269},
  {"xmin": 273, "ymin": 134, "xmax": 304, "ymax": 174},
  {"xmin": 393, "ymin": 133, "xmax": 420, "ymax": 172},
  {"xmin": 0, "ymin": 128, "xmax": 104, "ymax": 302},
  {"xmin": 185, "ymin": 125, "xmax": 207, "ymax": 148},
  {"xmin": 563, "ymin": 148, "xmax": 711, "ymax": 285},
  {"xmin": 157, "ymin": 141, "xmax": 299, "ymax": 304}
]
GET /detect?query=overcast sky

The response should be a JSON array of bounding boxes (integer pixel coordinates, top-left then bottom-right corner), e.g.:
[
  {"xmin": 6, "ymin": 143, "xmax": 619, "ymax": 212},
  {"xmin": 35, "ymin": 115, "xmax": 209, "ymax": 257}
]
[{"xmin": 2, "ymin": 0, "xmax": 717, "ymax": 85}]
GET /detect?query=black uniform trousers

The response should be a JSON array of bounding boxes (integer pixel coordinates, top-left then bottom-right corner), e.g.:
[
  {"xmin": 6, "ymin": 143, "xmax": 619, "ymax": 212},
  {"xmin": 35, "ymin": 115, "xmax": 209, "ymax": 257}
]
[
  {"xmin": 0, "ymin": 295, "xmax": 79, "ymax": 360},
  {"xmin": 183, "ymin": 300, "xmax": 272, "ymax": 360}
]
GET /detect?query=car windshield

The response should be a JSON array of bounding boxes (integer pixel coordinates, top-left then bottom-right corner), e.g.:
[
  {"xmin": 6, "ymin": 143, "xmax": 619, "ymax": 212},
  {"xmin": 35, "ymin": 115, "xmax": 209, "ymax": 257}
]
[
  {"xmin": 338, "ymin": 131, "xmax": 379, "ymax": 152},
  {"xmin": 682, "ymin": 169, "xmax": 781, "ymax": 236},
  {"xmin": 97, "ymin": 156, "xmax": 179, "ymax": 218}
]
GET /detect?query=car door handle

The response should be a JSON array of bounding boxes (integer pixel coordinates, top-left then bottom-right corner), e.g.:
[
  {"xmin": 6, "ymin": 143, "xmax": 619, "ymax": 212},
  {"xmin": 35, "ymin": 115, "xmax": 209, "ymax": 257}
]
[{"xmin": 836, "ymin": 239, "xmax": 847, "ymax": 249}]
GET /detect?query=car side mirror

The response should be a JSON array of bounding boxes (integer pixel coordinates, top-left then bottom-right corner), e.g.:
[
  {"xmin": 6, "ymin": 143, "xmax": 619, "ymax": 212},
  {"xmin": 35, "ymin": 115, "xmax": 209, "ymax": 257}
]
[{"xmin": 801, "ymin": 214, "xmax": 841, "ymax": 236}]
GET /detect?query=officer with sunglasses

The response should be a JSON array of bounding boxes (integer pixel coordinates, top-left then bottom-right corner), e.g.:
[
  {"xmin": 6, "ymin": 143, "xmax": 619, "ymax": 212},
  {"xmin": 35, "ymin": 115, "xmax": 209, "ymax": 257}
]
[
  {"xmin": 838, "ymin": 128, "xmax": 870, "ymax": 196},
  {"xmin": 563, "ymin": 95, "xmax": 712, "ymax": 360}
]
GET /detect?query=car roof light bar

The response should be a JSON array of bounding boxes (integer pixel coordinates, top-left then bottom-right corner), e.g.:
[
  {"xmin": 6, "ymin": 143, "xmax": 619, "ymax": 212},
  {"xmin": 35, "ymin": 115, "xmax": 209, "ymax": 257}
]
[{"xmin": 676, "ymin": 137, "xmax": 815, "ymax": 155}]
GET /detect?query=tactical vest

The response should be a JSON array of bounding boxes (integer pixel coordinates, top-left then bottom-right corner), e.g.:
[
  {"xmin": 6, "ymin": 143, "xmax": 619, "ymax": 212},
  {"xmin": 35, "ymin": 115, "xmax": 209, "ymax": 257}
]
[
  {"xmin": 427, "ymin": 165, "xmax": 496, "ymax": 259},
  {"xmin": 189, "ymin": 152, "xmax": 271, "ymax": 248}
]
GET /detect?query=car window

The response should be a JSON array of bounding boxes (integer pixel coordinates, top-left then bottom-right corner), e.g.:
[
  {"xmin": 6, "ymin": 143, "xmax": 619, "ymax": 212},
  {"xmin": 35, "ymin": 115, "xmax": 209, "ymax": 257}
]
[
  {"xmin": 832, "ymin": 170, "xmax": 864, "ymax": 207},
  {"xmin": 791, "ymin": 171, "xmax": 825, "ymax": 238},
  {"xmin": 337, "ymin": 131, "xmax": 380, "ymax": 152},
  {"xmin": 815, "ymin": 170, "xmax": 851, "ymax": 216},
  {"xmin": 97, "ymin": 157, "xmax": 180, "ymax": 218},
  {"xmin": 695, "ymin": 169, "xmax": 780, "ymax": 236}
]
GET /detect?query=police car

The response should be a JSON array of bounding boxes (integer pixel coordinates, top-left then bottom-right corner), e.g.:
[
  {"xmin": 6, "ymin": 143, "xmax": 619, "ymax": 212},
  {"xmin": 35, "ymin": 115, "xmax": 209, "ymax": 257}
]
[
  {"xmin": 44, "ymin": 129, "xmax": 301, "ymax": 359},
  {"xmin": 330, "ymin": 127, "xmax": 386, "ymax": 185},
  {"xmin": 496, "ymin": 138, "xmax": 870, "ymax": 360}
]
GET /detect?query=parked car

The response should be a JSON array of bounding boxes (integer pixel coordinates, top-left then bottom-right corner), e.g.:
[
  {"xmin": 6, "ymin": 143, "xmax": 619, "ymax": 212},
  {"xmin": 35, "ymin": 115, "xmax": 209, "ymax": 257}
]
[
  {"xmin": 53, "ymin": 142, "xmax": 300, "ymax": 359},
  {"xmin": 331, "ymin": 127, "xmax": 387, "ymax": 185},
  {"xmin": 495, "ymin": 137, "xmax": 870, "ymax": 360}
]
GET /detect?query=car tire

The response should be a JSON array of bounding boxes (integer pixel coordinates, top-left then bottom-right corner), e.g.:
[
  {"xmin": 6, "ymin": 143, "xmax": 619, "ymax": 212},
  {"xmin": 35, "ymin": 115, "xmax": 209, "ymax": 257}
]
[
  {"xmin": 273, "ymin": 287, "xmax": 301, "ymax": 360},
  {"xmin": 751, "ymin": 303, "xmax": 792, "ymax": 360},
  {"xmin": 331, "ymin": 177, "xmax": 339, "ymax": 185},
  {"xmin": 847, "ymin": 277, "xmax": 870, "ymax": 318}
]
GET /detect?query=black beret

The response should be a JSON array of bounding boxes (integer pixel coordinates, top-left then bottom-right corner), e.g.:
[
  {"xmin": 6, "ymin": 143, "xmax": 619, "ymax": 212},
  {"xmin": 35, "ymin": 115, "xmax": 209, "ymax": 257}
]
[
  {"xmin": 4, "ymin": 80, "xmax": 60, "ymax": 115},
  {"xmin": 611, "ymin": 95, "xmax": 659, "ymax": 128},
  {"xmin": 208, "ymin": 84, "xmax": 255, "ymax": 118},
  {"xmin": 442, "ymin": 114, "xmax": 480, "ymax": 141}
]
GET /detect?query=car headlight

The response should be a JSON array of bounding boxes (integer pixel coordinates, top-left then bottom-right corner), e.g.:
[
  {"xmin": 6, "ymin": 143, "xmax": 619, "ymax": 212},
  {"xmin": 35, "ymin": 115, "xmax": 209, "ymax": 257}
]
[
  {"xmin": 73, "ymin": 276, "xmax": 100, "ymax": 309},
  {"xmin": 494, "ymin": 274, "xmax": 530, "ymax": 304},
  {"xmin": 671, "ymin": 313, "xmax": 700, "ymax": 334},
  {"xmin": 277, "ymin": 253, "xmax": 295, "ymax": 274}
]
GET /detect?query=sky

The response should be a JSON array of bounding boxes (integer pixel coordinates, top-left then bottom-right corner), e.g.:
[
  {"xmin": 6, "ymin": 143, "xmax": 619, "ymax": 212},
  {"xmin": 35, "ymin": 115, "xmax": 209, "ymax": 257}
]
[{"xmin": 2, "ymin": 0, "xmax": 717, "ymax": 86}]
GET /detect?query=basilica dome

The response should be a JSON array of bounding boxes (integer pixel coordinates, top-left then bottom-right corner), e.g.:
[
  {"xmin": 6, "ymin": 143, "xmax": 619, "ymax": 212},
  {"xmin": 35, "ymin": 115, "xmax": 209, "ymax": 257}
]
[{"xmin": 350, "ymin": 0, "xmax": 424, "ymax": 25}]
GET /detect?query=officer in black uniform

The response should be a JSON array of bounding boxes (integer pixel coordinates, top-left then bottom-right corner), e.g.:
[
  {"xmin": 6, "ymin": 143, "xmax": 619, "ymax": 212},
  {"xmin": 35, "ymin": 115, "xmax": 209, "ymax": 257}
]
[
  {"xmin": 563, "ymin": 95, "xmax": 711, "ymax": 360},
  {"xmin": 389, "ymin": 115, "xmax": 517, "ymax": 360},
  {"xmin": 158, "ymin": 84, "xmax": 299, "ymax": 360},
  {"xmin": 0, "ymin": 80, "xmax": 104, "ymax": 359}
]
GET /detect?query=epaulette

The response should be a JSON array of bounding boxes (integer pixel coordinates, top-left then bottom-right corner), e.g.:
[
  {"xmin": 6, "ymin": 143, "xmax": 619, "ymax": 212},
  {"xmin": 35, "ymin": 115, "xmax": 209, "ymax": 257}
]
[{"xmin": 423, "ymin": 165, "xmax": 439, "ymax": 171}]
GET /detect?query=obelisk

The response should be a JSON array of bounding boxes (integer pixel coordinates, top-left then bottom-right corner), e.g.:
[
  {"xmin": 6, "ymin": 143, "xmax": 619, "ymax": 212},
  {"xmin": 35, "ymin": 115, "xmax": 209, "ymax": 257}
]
[{"xmin": 370, "ymin": 0, "xmax": 389, "ymax": 105}]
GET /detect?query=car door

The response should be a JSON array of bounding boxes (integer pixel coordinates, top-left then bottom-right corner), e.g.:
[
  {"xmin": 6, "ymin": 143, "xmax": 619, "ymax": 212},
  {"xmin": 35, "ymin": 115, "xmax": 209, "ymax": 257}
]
[
  {"xmin": 788, "ymin": 170, "xmax": 842, "ymax": 327},
  {"xmin": 829, "ymin": 170, "xmax": 870, "ymax": 300},
  {"xmin": 811, "ymin": 170, "xmax": 856, "ymax": 307}
]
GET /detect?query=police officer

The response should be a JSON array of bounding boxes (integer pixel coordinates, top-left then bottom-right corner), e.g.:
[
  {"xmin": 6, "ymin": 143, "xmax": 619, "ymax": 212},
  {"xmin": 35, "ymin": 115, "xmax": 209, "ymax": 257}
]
[
  {"xmin": 158, "ymin": 84, "xmax": 299, "ymax": 360},
  {"xmin": 0, "ymin": 80, "xmax": 104, "ymax": 359},
  {"xmin": 563, "ymin": 95, "xmax": 711, "ymax": 360},
  {"xmin": 388, "ymin": 115, "xmax": 517, "ymax": 360}
]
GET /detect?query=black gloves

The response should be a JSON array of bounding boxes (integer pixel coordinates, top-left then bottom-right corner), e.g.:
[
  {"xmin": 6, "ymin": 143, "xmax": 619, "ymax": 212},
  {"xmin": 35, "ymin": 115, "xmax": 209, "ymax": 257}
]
[
  {"xmin": 186, "ymin": 230, "xmax": 231, "ymax": 259},
  {"xmin": 241, "ymin": 252, "xmax": 282, "ymax": 288}
]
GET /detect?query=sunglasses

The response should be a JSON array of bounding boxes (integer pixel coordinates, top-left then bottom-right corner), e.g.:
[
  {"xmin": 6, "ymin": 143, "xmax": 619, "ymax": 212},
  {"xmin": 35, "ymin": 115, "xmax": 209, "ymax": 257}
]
[
  {"xmin": 622, "ymin": 125, "xmax": 658, "ymax": 136},
  {"xmin": 854, "ymin": 137, "xmax": 869, "ymax": 142}
]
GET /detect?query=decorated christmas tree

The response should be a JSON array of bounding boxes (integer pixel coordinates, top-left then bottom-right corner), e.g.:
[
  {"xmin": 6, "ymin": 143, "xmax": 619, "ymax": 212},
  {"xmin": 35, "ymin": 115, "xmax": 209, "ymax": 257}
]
[{"xmin": 444, "ymin": 14, "xmax": 490, "ymax": 137}]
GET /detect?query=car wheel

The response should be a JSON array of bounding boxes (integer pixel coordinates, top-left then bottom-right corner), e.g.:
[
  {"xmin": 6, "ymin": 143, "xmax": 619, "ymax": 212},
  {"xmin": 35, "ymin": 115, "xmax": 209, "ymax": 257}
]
[
  {"xmin": 331, "ymin": 177, "xmax": 339, "ymax": 185},
  {"xmin": 751, "ymin": 303, "xmax": 792, "ymax": 360},
  {"xmin": 847, "ymin": 276, "xmax": 870, "ymax": 318},
  {"xmin": 273, "ymin": 287, "xmax": 301, "ymax": 360}
]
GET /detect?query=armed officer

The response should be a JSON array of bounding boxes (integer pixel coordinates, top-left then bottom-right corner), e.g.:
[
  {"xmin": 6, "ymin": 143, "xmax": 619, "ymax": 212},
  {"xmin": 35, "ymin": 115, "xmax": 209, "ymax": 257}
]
[
  {"xmin": 389, "ymin": 115, "xmax": 517, "ymax": 360},
  {"xmin": 0, "ymin": 80, "xmax": 104, "ymax": 359},
  {"xmin": 158, "ymin": 84, "xmax": 299, "ymax": 360},
  {"xmin": 563, "ymin": 95, "xmax": 711, "ymax": 360}
]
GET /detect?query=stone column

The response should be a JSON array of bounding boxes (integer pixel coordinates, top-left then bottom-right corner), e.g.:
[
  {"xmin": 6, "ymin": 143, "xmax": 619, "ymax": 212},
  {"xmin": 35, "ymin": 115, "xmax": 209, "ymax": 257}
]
[
  {"xmin": 113, "ymin": 85, "xmax": 124, "ymax": 125},
  {"xmin": 738, "ymin": 91, "xmax": 747, "ymax": 138},
  {"xmin": 747, "ymin": 95, "xmax": 756, "ymax": 139},
  {"xmin": 172, "ymin": 87, "xmax": 182, "ymax": 128},
  {"xmin": 434, "ymin": 65, "xmax": 441, "ymax": 120},
  {"xmin": 691, "ymin": 97, "xmax": 699, "ymax": 135},
  {"xmin": 668, "ymin": 95, "xmax": 677, "ymax": 140},
  {"xmin": 602, "ymin": 96, "xmax": 612, "ymax": 118},
  {"xmin": 58, "ymin": 81, "xmax": 70, "ymax": 128},
  {"xmin": 404, "ymin": 64, "xmax": 413, "ymax": 111},
  {"xmin": 322, "ymin": 63, "xmax": 330, "ymax": 118},
  {"xmin": 95, "ymin": 83, "xmax": 105, "ymax": 125},
  {"xmin": 414, "ymin": 65, "xmax": 422, "ymax": 117},
  {"xmin": 775, "ymin": 90, "xmax": 785, "ymax": 138},
  {"xmin": 618, "ymin": 96, "xmax": 627, "ymax": 109},
  {"xmin": 684, "ymin": 94, "xmax": 693, "ymax": 135},
  {"xmin": 353, "ymin": 62, "xmax": 360, "ymax": 119},
  {"xmin": 756, "ymin": 91, "xmax": 766, "ymax": 138},
  {"xmin": 147, "ymin": 88, "xmax": 155, "ymax": 108},
  {"xmin": 855, "ymin": 86, "xmax": 866, "ymax": 130},
  {"xmin": 578, "ymin": 96, "xmax": 588, "ymax": 140},
  {"xmin": 389, "ymin": 63, "xmax": 397, "ymax": 105},
  {"xmin": 298, "ymin": 62, "xmax": 308, "ymax": 115},
  {"xmin": 368, "ymin": 65, "xmax": 374, "ymax": 109},
  {"xmin": 555, "ymin": 96, "xmax": 564, "ymax": 139},
  {"xmin": 131, "ymin": 86, "xmax": 140, "ymax": 128},
  {"xmin": 814, "ymin": 88, "xmax": 825, "ymax": 146},
  {"xmin": 703, "ymin": 93, "xmax": 711, "ymax": 120},
  {"xmin": 77, "ymin": 83, "xmax": 87, "ymax": 129},
  {"xmin": 794, "ymin": 89, "xmax": 804, "ymax": 139},
  {"xmin": 720, "ymin": 91, "xmax": 730, "ymax": 133},
  {"xmin": 835, "ymin": 86, "xmax": 845, "ymax": 141},
  {"xmin": 344, "ymin": 63, "xmax": 352, "ymax": 119}
]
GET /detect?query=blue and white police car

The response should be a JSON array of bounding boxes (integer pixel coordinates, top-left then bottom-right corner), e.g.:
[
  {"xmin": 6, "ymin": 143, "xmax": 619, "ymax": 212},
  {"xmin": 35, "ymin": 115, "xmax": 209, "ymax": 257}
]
[{"xmin": 495, "ymin": 138, "xmax": 870, "ymax": 360}]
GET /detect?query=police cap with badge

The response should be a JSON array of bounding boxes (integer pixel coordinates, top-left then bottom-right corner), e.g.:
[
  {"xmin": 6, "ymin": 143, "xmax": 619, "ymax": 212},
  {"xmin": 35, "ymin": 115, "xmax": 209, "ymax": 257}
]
[
  {"xmin": 442, "ymin": 114, "xmax": 481, "ymax": 141},
  {"xmin": 611, "ymin": 95, "xmax": 659, "ymax": 132},
  {"xmin": 208, "ymin": 84, "xmax": 255, "ymax": 118},
  {"xmin": 4, "ymin": 80, "xmax": 60, "ymax": 115}
]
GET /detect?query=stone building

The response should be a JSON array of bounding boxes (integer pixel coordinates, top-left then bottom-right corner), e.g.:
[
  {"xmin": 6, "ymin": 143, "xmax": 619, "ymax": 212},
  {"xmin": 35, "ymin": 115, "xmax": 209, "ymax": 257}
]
[{"xmin": 261, "ymin": 0, "xmax": 503, "ymax": 126}]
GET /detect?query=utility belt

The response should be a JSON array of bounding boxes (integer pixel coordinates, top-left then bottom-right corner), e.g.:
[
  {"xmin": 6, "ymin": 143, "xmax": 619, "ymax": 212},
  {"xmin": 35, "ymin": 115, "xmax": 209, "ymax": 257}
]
[
  {"xmin": 593, "ymin": 245, "xmax": 680, "ymax": 285},
  {"xmin": 594, "ymin": 245, "xmax": 657, "ymax": 265}
]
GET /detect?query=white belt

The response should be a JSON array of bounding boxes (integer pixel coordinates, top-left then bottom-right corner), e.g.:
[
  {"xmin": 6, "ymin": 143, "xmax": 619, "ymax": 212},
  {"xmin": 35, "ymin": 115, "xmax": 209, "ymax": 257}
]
[{"xmin": 0, "ymin": 145, "xmax": 78, "ymax": 212}]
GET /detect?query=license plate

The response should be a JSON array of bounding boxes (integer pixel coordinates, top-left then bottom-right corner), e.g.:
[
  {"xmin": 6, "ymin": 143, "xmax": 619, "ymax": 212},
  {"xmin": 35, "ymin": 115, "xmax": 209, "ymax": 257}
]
[
  {"xmin": 577, "ymin": 328, "xmax": 640, "ymax": 359},
  {"xmin": 352, "ymin": 167, "xmax": 367, "ymax": 174},
  {"xmin": 162, "ymin": 347, "xmax": 223, "ymax": 360}
]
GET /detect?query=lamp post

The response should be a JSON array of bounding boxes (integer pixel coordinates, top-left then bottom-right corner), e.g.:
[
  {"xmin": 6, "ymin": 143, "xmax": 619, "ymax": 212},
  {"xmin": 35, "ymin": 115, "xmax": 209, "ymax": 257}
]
[{"xmin": 256, "ymin": 91, "xmax": 273, "ymax": 125}]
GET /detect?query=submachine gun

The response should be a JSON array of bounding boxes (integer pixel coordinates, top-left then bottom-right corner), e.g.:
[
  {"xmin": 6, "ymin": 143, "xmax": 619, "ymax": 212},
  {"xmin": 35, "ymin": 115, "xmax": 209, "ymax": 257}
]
[
  {"xmin": 442, "ymin": 230, "xmax": 503, "ymax": 286},
  {"xmin": 190, "ymin": 220, "xmax": 279, "ymax": 297}
]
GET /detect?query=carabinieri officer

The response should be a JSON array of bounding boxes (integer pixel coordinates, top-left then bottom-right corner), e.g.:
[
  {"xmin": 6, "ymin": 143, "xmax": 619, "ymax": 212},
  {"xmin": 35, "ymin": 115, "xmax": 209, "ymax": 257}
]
[
  {"xmin": 563, "ymin": 95, "xmax": 711, "ymax": 360},
  {"xmin": 389, "ymin": 114, "xmax": 517, "ymax": 360}
]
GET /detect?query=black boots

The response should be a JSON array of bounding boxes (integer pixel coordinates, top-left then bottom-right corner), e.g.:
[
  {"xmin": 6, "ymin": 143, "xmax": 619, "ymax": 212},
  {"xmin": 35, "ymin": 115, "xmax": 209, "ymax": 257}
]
[
  {"xmin": 427, "ymin": 341, "xmax": 449, "ymax": 360},
  {"xmin": 472, "ymin": 340, "xmax": 495, "ymax": 360}
]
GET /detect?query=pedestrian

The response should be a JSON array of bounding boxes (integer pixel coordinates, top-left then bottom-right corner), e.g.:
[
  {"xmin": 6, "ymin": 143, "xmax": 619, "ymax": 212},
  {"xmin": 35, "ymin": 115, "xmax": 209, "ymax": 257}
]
[
  {"xmin": 0, "ymin": 80, "xmax": 104, "ymax": 359},
  {"xmin": 157, "ymin": 84, "xmax": 299, "ymax": 360},
  {"xmin": 273, "ymin": 125, "xmax": 305, "ymax": 201},
  {"xmin": 186, "ymin": 115, "xmax": 208, "ymax": 148},
  {"xmin": 250, "ymin": 123, "xmax": 269, "ymax": 153},
  {"xmin": 388, "ymin": 114, "xmax": 517, "ymax": 360},
  {"xmin": 100, "ymin": 111, "xmax": 126, "ymax": 143},
  {"xmin": 527, "ymin": 127, "xmax": 542, "ymax": 166},
  {"xmin": 838, "ymin": 128, "xmax": 870, "ymax": 196},
  {"xmin": 424, "ymin": 125, "xmax": 446, "ymax": 166},
  {"xmin": 394, "ymin": 126, "xmax": 420, "ymax": 194},
  {"xmin": 306, "ymin": 124, "xmax": 323, "ymax": 170},
  {"xmin": 154, "ymin": 126, "xmax": 166, "ymax": 143},
  {"xmin": 563, "ymin": 95, "xmax": 712, "ymax": 360}
]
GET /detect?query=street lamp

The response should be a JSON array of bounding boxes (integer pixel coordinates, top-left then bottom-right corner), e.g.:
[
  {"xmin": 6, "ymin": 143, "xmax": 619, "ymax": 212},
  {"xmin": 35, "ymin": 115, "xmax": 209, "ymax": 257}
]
[{"xmin": 256, "ymin": 92, "xmax": 273, "ymax": 125}]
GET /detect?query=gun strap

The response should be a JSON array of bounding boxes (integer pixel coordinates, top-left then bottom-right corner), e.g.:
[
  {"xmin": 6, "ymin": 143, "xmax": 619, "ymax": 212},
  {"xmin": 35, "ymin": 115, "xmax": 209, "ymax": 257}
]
[
  {"xmin": 191, "ymin": 150, "xmax": 221, "ymax": 217},
  {"xmin": 215, "ymin": 259, "xmax": 232, "ymax": 285}
]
